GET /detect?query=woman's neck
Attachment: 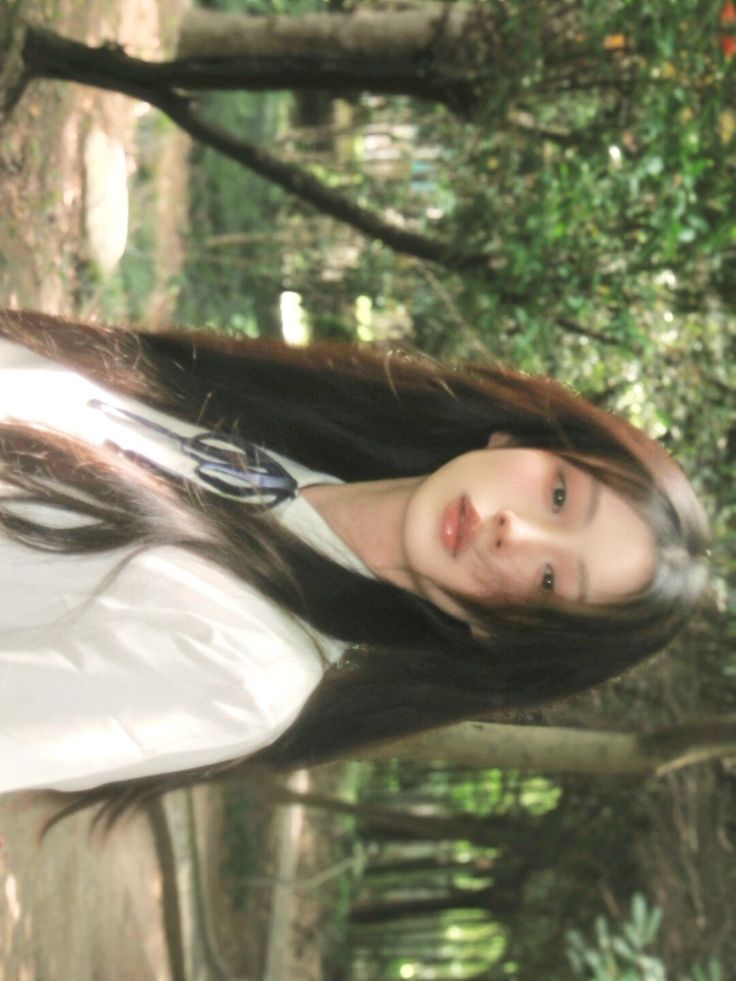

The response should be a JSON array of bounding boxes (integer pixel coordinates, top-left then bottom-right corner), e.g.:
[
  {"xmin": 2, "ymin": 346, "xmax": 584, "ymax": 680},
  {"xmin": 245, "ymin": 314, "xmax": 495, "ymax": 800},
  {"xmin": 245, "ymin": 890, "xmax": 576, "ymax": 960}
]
[{"xmin": 301, "ymin": 478, "xmax": 422, "ymax": 590}]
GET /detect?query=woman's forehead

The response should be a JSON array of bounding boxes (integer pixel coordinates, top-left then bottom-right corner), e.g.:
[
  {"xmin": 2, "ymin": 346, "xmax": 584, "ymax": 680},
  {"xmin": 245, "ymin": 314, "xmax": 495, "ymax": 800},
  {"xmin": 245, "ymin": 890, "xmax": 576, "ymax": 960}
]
[{"xmin": 582, "ymin": 485, "xmax": 657, "ymax": 602}]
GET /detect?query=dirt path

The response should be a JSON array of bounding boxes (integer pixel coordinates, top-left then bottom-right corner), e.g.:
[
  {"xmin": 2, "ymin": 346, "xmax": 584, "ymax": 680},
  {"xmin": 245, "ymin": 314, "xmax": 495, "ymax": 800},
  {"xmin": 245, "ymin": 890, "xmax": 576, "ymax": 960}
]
[
  {"xmin": 0, "ymin": 0, "xmax": 189, "ymax": 322},
  {"xmin": 0, "ymin": 793, "xmax": 171, "ymax": 980},
  {"xmin": 0, "ymin": 3, "xmax": 199, "ymax": 979}
]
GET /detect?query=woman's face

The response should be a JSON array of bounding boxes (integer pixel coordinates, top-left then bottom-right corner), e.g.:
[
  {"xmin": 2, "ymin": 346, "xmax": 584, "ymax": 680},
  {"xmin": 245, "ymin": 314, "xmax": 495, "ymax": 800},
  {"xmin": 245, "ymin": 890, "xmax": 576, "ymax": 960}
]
[{"xmin": 401, "ymin": 444, "xmax": 657, "ymax": 623}]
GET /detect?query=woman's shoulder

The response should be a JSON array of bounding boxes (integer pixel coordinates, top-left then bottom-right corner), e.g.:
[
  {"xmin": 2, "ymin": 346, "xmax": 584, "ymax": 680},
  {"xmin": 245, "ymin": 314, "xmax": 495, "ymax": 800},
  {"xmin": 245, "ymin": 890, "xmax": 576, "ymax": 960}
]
[{"xmin": 120, "ymin": 543, "xmax": 324, "ymax": 653}]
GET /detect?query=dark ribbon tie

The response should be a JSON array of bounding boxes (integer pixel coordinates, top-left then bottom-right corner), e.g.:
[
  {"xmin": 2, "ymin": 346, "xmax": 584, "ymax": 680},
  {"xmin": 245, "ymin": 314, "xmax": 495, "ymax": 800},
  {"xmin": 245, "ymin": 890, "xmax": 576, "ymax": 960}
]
[{"xmin": 87, "ymin": 399, "xmax": 298, "ymax": 508}]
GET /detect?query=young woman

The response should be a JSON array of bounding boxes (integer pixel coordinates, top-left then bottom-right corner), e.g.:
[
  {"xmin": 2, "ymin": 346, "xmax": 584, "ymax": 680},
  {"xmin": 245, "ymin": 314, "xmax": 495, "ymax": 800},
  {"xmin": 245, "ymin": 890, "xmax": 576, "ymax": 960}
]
[{"xmin": 0, "ymin": 309, "xmax": 709, "ymax": 824}]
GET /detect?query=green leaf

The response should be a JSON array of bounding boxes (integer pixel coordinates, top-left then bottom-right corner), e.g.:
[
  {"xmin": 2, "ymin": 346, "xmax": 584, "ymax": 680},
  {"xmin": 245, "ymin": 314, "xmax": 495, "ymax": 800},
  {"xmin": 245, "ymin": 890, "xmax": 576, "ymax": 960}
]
[
  {"xmin": 643, "ymin": 905, "xmax": 663, "ymax": 945},
  {"xmin": 631, "ymin": 893, "xmax": 648, "ymax": 934}
]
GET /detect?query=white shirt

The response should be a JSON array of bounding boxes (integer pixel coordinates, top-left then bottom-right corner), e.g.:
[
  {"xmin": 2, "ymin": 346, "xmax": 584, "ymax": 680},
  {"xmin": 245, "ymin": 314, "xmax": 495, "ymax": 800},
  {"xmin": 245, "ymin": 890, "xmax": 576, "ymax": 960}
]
[{"xmin": 0, "ymin": 336, "xmax": 370, "ymax": 793}]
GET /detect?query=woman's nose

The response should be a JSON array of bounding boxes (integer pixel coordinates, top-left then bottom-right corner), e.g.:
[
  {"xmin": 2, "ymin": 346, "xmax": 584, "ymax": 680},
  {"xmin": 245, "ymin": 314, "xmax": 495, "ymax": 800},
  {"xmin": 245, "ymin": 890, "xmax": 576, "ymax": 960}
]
[{"xmin": 493, "ymin": 510, "xmax": 544, "ymax": 550}]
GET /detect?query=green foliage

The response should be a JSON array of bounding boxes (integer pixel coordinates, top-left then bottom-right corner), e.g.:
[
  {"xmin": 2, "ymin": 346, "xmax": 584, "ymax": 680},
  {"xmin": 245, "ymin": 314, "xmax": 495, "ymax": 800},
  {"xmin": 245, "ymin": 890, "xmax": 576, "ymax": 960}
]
[
  {"xmin": 175, "ymin": 0, "xmax": 329, "ymax": 333},
  {"xmin": 177, "ymin": 87, "xmax": 288, "ymax": 333},
  {"xmin": 440, "ymin": 0, "xmax": 735, "ymax": 324},
  {"xmin": 689, "ymin": 959, "xmax": 725, "ymax": 981},
  {"xmin": 220, "ymin": 782, "xmax": 261, "ymax": 911},
  {"xmin": 565, "ymin": 894, "xmax": 724, "ymax": 981},
  {"xmin": 566, "ymin": 894, "xmax": 665, "ymax": 980}
]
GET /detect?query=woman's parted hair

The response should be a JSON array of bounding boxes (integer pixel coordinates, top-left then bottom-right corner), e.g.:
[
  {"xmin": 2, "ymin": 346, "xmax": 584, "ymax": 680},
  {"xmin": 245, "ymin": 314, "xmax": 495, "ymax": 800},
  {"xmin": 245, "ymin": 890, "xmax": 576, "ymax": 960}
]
[{"xmin": 0, "ymin": 309, "xmax": 710, "ymax": 827}]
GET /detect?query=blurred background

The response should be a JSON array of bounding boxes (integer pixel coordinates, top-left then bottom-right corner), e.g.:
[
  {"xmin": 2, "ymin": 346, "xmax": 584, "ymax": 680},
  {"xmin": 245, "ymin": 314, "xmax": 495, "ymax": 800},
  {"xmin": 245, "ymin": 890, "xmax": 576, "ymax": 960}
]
[{"xmin": 1, "ymin": 0, "xmax": 734, "ymax": 978}]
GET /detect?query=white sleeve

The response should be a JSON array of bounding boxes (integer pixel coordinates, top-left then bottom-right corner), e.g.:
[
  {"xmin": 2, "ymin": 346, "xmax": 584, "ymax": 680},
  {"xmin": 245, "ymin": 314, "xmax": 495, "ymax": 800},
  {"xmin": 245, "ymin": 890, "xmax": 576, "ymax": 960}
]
[{"xmin": 0, "ymin": 545, "xmax": 324, "ymax": 793}]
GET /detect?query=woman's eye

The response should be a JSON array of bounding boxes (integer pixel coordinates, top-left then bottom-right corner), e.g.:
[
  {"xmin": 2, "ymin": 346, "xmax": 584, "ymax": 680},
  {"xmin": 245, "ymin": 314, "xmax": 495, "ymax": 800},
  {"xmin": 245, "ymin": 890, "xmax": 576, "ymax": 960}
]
[
  {"xmin": 552, "ymin": 473, "xmax": 567, "ymax": 511},
  {"xmin": 541, "ymin": 565, "xmax": 556, "ymax": 592}
]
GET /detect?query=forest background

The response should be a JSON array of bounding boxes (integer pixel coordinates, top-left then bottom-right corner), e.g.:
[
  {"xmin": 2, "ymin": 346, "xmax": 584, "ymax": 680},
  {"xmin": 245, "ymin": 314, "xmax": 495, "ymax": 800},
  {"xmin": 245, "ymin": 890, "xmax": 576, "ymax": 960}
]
[{"xmin": 0, "ymin": 0, "xmax": 734, "ymax": 978}]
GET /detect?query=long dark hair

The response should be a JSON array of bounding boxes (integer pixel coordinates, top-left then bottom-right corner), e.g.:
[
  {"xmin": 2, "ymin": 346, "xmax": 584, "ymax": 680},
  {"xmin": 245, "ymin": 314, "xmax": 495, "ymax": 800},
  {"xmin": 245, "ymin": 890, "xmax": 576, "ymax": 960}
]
[{"xmin": 0, "ymin": 310, "xmax": 709, "ymax": 827}]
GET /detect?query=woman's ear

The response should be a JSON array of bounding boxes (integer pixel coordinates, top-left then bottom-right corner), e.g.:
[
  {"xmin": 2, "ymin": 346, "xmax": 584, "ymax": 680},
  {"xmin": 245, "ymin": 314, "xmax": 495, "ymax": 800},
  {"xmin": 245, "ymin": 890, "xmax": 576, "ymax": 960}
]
[{"xmin": 486, "ymin": 430, "xmax": 515, "ymax": 450}]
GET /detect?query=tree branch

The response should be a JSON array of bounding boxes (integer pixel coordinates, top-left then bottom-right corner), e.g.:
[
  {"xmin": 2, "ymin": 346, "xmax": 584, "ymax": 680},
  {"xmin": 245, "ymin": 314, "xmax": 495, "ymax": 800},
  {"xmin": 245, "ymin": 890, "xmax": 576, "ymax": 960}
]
[
  {"xmin": 0, "ymin": 11, "xmax": 30, "ymax": 119},
  {"xmin": 555, "ymin": 316, "xmax": 620, "ymax": 346},
  {"xmin": 20, "ymin": 25, "xmax": 496, "ymax": 279}
]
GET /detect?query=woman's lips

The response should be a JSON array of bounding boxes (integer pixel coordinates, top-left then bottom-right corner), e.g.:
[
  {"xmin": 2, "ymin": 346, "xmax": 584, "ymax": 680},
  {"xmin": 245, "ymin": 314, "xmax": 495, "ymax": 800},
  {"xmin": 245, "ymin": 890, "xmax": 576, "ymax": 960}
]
[{"xmin": 441, "ymin": 495, "xmax": 481, "ymax": 558}]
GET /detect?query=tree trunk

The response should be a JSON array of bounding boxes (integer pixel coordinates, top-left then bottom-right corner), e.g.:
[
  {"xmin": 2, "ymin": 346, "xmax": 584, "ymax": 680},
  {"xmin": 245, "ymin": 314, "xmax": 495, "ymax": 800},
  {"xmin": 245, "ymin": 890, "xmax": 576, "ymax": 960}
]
[
  {"xmin": 260, "ymin": 781, "xmax": 523, "ymax": 843},
  {"xmin": 176, "ymin": 6, "xmax": 487, "ymax": 114},
  {"xmin": 4, "ymin": 6, "xmax": 490, "ymax": 114},
  {"xmin": 349, "ymin": 884, "xmax": 510, "ymax": 924},
  {"xmin": 358, "ymin": 718, "xmax": 736, "ymax": 775},
  {"xmin": 365, "ymin": 855, "xmax": 496, "ymax": 878},
  {"xmin": 178, "ymin": 6, "xmax": 471, "ymax": 61}
]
